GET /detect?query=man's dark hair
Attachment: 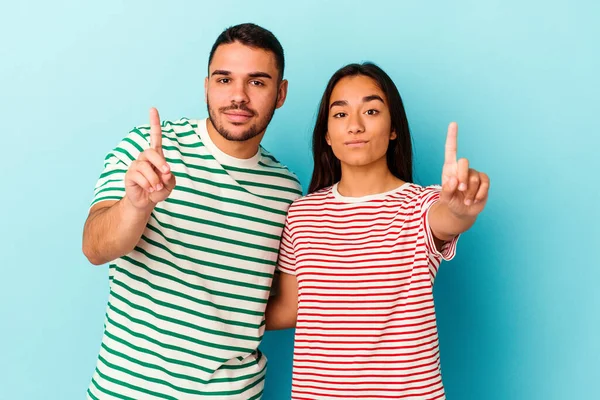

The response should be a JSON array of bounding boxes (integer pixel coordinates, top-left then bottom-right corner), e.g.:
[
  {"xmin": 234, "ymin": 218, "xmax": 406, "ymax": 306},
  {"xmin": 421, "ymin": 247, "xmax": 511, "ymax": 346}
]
[{"xmin": 208, "ymin": 23, "xmax": 285, "ymax": 80}]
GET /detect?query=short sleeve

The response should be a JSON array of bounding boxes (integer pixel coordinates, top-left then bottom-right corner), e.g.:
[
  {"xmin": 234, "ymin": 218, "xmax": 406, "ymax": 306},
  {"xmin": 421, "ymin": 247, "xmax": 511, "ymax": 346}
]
[
  {"xmin": 90, "ymin": 128, "xmax": 150, "ymax": 208},
  {"xmin": 418, "ymin": 185, "xmax": 459, "ymax": 261},
  {"xmin": 276, "ymin": 214, "xmax": 297, "ymax": 276}
]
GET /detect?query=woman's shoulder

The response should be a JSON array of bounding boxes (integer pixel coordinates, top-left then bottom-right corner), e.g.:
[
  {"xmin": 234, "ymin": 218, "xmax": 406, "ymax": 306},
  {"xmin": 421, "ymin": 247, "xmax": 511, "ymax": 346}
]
[
  {"xmin": 288, "ymin": 186, "xmax": 335, "ymax": 212},
  {"xmin": 401, "ymin": 182, "xmax": 442, "ymax": 198}
]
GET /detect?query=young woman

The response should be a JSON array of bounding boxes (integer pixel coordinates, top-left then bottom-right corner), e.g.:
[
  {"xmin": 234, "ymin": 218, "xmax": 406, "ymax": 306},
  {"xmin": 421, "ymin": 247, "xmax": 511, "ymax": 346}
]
[{"xmin": 266, "ymin": 62, "xmax": 490, "ymax": 399}]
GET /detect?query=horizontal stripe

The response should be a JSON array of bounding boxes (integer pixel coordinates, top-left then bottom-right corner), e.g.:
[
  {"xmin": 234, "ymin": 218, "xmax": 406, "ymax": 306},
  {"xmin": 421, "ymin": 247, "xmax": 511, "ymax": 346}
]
[
  {"xmin": 148, "ymin": 213, "xmax": 279, "ymax": 255},
  {"xmin": 118, "ymin": 256, "xmax": 267, "ymax": 310},
  {"xmin": 105, "ymin": 313, "xmax": 227, "ymax": 363},
  {"xmin": 111, "ymin": 274, "xmax": 262, "ymax": 329},
  {"xmin": 145, "ymin": 222, "xmax": 277, "ymax": 267},
  {"xmin": 110, "ymin": 291, "xmax": 261, "ymax": 343},
  {"xmin": 164, "ymin": 197, "xmax": 284, "ymax": 228},
  {"xmin": 172, "ymin": 173, "xmax": 293, "ymax": 207},
  {"xmin": 153, "ymin": 206, "xmax": 280, "ymax": 240}
]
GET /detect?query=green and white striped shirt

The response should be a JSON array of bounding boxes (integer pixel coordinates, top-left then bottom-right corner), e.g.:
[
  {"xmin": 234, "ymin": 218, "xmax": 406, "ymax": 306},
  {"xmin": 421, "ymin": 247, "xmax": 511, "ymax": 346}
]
[{"xmin": 87, "ymin": 118, "xmax": 302, "ymax": 400}]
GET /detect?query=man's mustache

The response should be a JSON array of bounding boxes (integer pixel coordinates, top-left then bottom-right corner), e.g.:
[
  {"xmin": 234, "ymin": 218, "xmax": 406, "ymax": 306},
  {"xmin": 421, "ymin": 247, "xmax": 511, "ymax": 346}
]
[{"xmin": 219, "ymin": 104, "xmax": 257, "ymax": 116}]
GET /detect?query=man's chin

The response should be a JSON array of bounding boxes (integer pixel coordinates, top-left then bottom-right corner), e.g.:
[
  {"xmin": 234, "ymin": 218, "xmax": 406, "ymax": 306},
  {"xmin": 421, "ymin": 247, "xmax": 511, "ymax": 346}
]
[
  {"xmin": 224, "ymin": 134, "xmax": 252, "ymax": 142},
  {"xmin": 218, "ymin": 126, "xmax": 261, "ymax": 142},
  {"xmin": 220, "ymin": 118, "xmax": 253, "ymax": 131}
]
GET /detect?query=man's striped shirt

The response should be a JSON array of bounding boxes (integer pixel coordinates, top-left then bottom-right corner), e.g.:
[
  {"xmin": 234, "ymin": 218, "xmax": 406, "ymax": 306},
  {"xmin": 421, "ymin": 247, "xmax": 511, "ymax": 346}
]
[{"xmin": 87, "ymin": 118, "xmax": 302, "ymax": 400}]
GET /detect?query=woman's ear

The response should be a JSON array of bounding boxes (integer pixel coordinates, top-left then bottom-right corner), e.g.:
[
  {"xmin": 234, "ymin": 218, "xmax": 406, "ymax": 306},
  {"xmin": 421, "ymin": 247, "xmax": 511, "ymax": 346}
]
[
  {"xmin": 325, "ymin": 132, "xmax": 332, "ymax": 146},
  {"xmin": 390, "ymin": 130, "xmax": 397, "ymax": 140}
]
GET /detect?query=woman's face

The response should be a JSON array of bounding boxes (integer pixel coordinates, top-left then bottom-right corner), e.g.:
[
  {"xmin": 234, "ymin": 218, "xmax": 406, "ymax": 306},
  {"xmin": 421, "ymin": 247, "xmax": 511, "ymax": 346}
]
[{"xmin": 326, "ymin": 75, "xmax": 396, "ymax": 168}]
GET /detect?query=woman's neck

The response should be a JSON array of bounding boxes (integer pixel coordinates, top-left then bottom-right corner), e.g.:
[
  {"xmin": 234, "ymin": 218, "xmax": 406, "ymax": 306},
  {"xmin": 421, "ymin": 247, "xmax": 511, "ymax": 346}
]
[{"xmin": 337, "ymin": 158, "xmax": 405, "ymax": 197}]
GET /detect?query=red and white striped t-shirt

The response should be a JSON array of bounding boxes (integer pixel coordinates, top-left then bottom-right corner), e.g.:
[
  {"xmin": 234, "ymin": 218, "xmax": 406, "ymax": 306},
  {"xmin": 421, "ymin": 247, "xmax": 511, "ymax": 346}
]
[{"xmin": 277, "ymin": 182, "xmax": 459, "ymax": 400}]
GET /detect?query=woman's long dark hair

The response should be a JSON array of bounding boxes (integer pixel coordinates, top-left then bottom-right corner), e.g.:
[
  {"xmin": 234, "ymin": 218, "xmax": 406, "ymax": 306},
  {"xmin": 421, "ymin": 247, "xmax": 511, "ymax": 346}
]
[{"xmin": 308, "ymin": 62, "xmax": 413, "ymax": 194}]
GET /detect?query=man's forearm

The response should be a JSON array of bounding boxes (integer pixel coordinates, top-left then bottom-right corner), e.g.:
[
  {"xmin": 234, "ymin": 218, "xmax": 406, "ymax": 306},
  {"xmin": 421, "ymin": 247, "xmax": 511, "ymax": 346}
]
[{"xmin": 82, "ymin": 197, "xmax": 153, "ymax": 265}]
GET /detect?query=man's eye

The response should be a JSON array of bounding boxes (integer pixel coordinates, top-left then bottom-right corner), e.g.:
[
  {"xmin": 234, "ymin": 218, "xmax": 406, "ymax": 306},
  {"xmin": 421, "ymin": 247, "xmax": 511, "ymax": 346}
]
[
  {"xmin": 250, "ymin": 80, "xmax": 264, "ymax": 86},
  {"xmin": 218, "ymin": 78, "xmax": 230, "ymax": 84}
]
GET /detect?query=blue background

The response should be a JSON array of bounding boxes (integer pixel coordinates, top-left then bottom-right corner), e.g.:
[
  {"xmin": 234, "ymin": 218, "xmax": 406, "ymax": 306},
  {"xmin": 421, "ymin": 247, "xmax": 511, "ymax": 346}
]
[{"xmin": 1, "ymin": 0, "xmax": 598, "ymax": 399}]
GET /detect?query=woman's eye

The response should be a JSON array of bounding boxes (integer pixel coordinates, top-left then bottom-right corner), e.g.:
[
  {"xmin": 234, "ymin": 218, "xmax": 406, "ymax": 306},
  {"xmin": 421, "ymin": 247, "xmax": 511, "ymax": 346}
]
[
  {"xmin": 333, "ymin": 112, "xmax": 347, "ymax": 118},
  {"xmin": 366, "ymin": 109, "xmax": 379, "ymax": 115}
]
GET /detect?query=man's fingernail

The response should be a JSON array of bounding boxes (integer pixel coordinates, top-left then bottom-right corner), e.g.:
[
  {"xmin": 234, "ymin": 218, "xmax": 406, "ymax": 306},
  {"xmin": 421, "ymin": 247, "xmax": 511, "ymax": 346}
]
[
  {"xmin": 162, "ymin": 165, "xmax": 170, "ymax": 173},
  {"xmin": 156, "ymin": 184, "xmax": 163, "ymax": 191},
  {"xmin": 459, "ymin": 183, "xmax": 467, "ymax": 191}
]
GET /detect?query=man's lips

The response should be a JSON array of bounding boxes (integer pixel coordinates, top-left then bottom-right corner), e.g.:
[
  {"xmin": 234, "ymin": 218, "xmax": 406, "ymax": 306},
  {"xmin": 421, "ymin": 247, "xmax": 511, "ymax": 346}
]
[
  {"xmin": 223, "ymin": 111, "xmax": 254, "ymax": 122},
  {"xmin": 224, "ymin": 111, "xmax": 253, "ymax": 117}
]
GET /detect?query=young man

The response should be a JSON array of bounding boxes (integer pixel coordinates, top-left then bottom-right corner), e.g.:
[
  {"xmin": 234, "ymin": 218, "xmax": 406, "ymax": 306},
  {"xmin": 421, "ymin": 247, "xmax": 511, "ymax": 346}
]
[{"xmin": 82, "ymin": 23, "xmax": 302, "ymax": 399}]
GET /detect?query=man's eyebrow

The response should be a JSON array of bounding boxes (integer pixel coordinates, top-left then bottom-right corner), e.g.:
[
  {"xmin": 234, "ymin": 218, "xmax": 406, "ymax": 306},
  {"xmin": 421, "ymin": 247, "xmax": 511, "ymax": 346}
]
[
  {"xmin": 248, "ymin": 72, "xmax": 273, "ymax": 79},
  {"xmin": 210, "ymin": 70, "xmax": 273, "ymax": 80}
]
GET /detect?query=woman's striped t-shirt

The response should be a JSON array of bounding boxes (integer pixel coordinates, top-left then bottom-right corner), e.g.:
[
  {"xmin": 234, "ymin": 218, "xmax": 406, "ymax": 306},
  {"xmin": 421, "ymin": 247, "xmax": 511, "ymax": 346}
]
[
  {"xmin": 277, "ymin": 182, "xmax": 459, "ymax": 400},
  {"xmin": 87, "ymin": 118, "xmax": 302, "ymax": 400}
]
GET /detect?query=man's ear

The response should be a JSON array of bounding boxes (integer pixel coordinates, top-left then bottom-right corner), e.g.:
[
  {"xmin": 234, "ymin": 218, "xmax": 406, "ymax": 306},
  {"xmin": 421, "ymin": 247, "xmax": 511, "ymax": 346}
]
[
  {"xmin": 275, "ymin": 79, "xmax": 288, "ymax": 109},
  {"xmin": 204, "ymin": 77, "xmax": 208, "ymax": 103}
]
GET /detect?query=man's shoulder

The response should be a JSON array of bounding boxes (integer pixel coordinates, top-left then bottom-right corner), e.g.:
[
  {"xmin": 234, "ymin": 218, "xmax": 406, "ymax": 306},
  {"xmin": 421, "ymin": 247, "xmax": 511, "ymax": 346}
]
[
  {"xmin": 257, "ymin": 147, "xmax": 302, "ymax": 189},
  {"xmin": 133, "ymin": 117, "xmax": 199, "ymax": 138}
]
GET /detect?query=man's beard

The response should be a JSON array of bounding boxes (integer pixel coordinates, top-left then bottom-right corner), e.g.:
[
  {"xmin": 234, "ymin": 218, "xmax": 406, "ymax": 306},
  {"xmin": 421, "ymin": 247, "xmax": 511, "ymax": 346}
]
[{"xmin": 207, "ymin": 99, "xmax": 277, "ymax": 142}]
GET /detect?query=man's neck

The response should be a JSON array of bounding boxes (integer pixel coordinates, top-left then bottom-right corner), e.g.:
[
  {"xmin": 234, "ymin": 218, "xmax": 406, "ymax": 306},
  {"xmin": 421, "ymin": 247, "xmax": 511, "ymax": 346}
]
[{"xmin": 205, "ymin": 119, "xmax": 263, "ymax": 159}]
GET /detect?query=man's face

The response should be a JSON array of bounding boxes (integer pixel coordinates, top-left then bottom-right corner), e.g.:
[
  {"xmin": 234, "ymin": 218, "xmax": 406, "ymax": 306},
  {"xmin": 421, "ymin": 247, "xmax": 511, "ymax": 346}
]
[{"xmin": 205, "ymin": 42, "xmax": 287, "ymax": 142}]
